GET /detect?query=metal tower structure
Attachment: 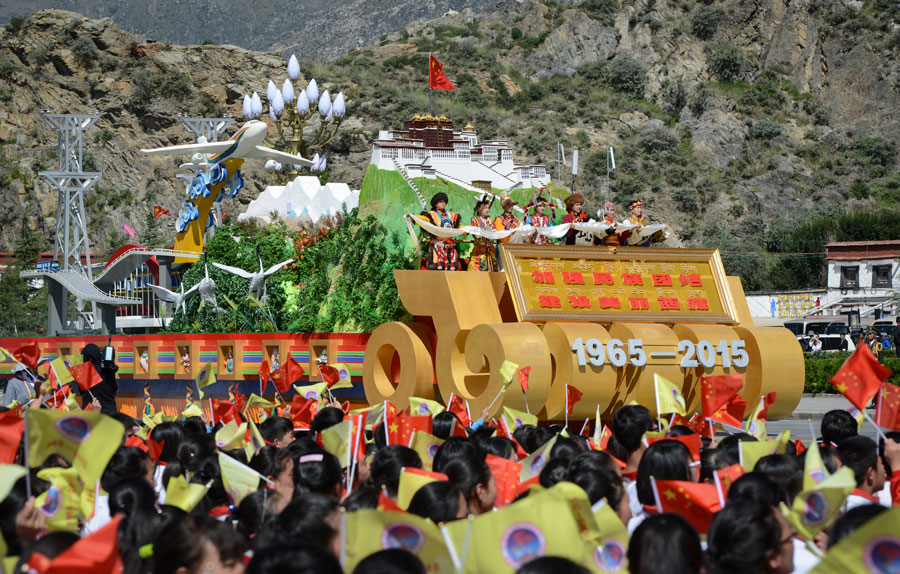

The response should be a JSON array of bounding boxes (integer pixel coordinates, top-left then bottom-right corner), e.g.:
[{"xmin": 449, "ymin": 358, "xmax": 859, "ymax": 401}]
[{"xmin": 39, "ymin": 112, "xmax": 101, "ymax": 329}]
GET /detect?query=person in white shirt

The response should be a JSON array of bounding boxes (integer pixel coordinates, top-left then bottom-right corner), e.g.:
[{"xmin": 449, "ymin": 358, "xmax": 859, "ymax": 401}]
[{"xmin": 836, "ymin": 435, "xmax": 886, "ymax": 512}]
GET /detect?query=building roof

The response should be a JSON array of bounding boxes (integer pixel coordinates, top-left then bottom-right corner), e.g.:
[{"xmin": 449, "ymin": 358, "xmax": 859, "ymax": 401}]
[{"xmin": 825, "ymin": 240, "xmax": 900, "ymax": 260}]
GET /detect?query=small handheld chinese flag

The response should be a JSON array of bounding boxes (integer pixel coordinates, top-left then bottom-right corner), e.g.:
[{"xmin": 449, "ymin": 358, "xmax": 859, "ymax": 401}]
[
  {"xmin": 875, "ymin": 383, "xmax": 900, "ymax": 430},
  {"xmin": 566, "ymin": 385, "xmax": 583, "ymax": 415},
  {"xmin": 830, "ymin": 342, "xmax": 892, "ymax": 411},
  {"xmin": 69, "ymin": 362, "xmax": 102, "ymax": 392},
  {"xmin": 517, "ymin": 366, "xmax": 531, "ymax": 392},
  {"xmin": 428, "ymin": 54, "xmax": 456, "ymax": 91}
]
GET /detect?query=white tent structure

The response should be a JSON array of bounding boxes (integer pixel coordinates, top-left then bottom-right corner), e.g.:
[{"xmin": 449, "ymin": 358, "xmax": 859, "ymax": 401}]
[{"xmin": 238, "ymin": 176, "xmax": 359, "ymax": 225}]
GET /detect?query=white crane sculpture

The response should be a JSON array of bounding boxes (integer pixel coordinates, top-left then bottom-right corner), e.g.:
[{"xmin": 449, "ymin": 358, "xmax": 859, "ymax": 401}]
[
  {"xmin": 150, "ymin": 282, "xmax": 199, "ymax": 325},
  {"xmin": 212, "ymin": 244, "xmax": 293, "ymax": 303}
]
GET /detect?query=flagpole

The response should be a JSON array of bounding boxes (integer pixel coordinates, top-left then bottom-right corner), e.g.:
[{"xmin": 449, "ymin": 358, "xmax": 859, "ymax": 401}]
[
  {"xmin": 428, "ymin": 52, "xmax": 433, "ymax": 115},
  {"xmin": 23, "ymin": 410, "xmax": 31, "ymax": 496},
  {"xmin": 565, "ymin": 384, "xmax": 569, "ymax": 428},
  {"xmin": 862, "ymin": 410, "xmax": 888, "ymax": 442},
  {"xmin": 579, "ymin": 417, "xmax": 589, "ymax": 436},
  {"xmin": 522, "ymin": 389, "xmax": 530, "ymax": 415},
  {"xmin": 383, "ymin": 401, "xmax": 390, "ymax": 446}
]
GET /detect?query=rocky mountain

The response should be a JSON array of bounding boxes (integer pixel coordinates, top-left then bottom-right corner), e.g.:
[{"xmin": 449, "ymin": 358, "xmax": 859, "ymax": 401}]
[
  {"xmin": 1, "ymin": 1, "xmax": 899, "ymax": 290},
  {"xmin": 0, "ymin": 0, "xmax": 502, "ymax": 60}
]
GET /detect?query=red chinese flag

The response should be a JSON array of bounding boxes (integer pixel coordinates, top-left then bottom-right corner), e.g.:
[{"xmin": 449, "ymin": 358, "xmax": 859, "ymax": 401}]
[
  {"xmin": 290, "ymin": 395, "xmax": 318, "ymax": 430},
  {"xmin": 496, "ymin": 416, "xmax": 527, "ymax": 460},
  {"xmin": 319, "ymin": 365, "xmax": 341, "ymax": 387},
  {"xmin": 41, "ymin": 515, "xmax": 124, "ymax": 574},
  {"xmin": 147, "ymin": 438, "xmax": 165, "ymax": 463},
  {"xmin": 700, "ymin": 374, "xmax": 744, "ymax": 419},
  {"xmin": 713, "ymin": 463, "xmax": 745, "ymax": 500},
  {"xmin": 428, "ymin": 54, "xmax": 457, "ymax": 90},
  {"xmin": 69, "ymin": 362, "xmax": 102, "ymax": 392},
  {"xmin": 271, "ymin": 356, "xmax": 305, "ymax": 395},
  {"xmin": 830, "ymin": 343, "xmax": 892, "ymax": 411},
  {"xmin": 654, "ymin": 479, "xmax": 722, "ymax": 534},
  {"xmin": 0, "ymin": 411, "xmax": 25, "ymax": 464},
  {"xmin": 447, "ymin": 393, "xmax": 471, "ymax": 427},
  {"xmin": 793, "ymin": 439, "xmax": 807, "ymax": 456},
  {"xmin": 377, "ymin": 489, "xmax": 405, "ymax": 513},
  {"xmin": 518, "ymin": 366, "xmax": 531, "ymax": 392},
  {"xmin": 258, "ymin": 359, "xmax": 271, "ymax": 386},
  {"xmin": 153, "ymin": 205, "xmax": 170, "ymax": 218},
  {"xmin": 449, "ymin": 418, "xmax": 468, "ymax": 438},
  {"xmin": 13, "ymin": 342, "xmax": 40, "ymax": 370},
  {"xmin": 211, "ymin": 399, "xmax": 240, "ymax": 425},
  {"xmin": 875, "ymin": 383, "xmax": 900, "ymax": 430},
  {"xmin": 391, "ymin": 413, "xmax": 433, "ymax": 446},
  {"xmin": 485, "ymin": 453, "xmax": 522, "ymax": 507},
  {"xmin": 645, "ymin": 434, "xmax": 701, "ymax": 462},
  {"xmin": 124, "ymin": 435, "xmax": 149, "ymax": 453},
  {"xmin": 756, "ymin": 391, "xmax": 778, "ymax": 421},
  {"xmin": 566, "ymin": 385, "xmax": 583, "ymax": 415}
]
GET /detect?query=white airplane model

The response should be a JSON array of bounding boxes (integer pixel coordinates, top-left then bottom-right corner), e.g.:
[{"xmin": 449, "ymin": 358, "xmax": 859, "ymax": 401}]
[{"xmin": 139, "ymin": 120, "xmax": 313, "ymax": 168}]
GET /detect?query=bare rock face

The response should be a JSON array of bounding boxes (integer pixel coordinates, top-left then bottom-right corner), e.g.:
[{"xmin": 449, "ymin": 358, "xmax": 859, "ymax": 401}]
[
  {"xmin": 685, "ymin": 108, "xmax": 748, "ymax": 170},
  {"xmin": 524, "ymin": 11, "xmax": 618, "ymax": 78}
]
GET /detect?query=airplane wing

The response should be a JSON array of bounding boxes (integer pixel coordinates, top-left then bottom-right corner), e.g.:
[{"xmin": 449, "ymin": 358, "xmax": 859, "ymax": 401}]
[
  {"xmin": 246, "ymin": 145, "xmax": 314, "ymax": 167},
  {"xmin": 211, "ymin": 262, "xmax": 255, "ymax": 279},
  {"xmin": 264, "ymin": 259, "xmax": 295, "ymax": 276},
  {"xmin": 149, "ymin": 284, "xmax": 178, "ymax": 302},
  {"xmin": 140, "ymin": 141, "xmax": 233, "ymax": 157},
  {"xmin": 183, "ymin": 283, "xmax": 200, "ymax": 298}
]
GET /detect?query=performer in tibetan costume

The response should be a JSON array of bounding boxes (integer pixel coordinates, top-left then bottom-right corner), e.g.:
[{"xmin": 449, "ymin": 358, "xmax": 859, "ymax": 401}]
[
  {"xmin": 597, "ymin": 201, "xmax": 628, "ymax": 246},
  {"xmin": 524, "ymin": 188, "xmax": 555, "ymax": 245},
  {"xmin": 626, "ymin": 199, "xmax": 664, "ymax": 246},
  {"xmin": 421, "ymin": 192, "xmax": 462, "ymax": 270},
  {"xmin": 470, "ymin": 195, "xmax": 498, "ymax": 272},
  {"xmin": 562, "ymin": 193, "xmax": 591, "ymax": 245},
  {"xmin": 493, "ymin": 195, "xmax": 521, "ymax": 243}
]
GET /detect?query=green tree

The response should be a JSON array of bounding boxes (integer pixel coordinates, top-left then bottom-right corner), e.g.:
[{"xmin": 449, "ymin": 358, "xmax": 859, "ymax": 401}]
[
  {"xmin": 141, "ymin": 206, "xmax": 166, "ymax": 249},
  {"xmin": 0, "ymin": 217, "xmax": 47, "ymax": 336}
]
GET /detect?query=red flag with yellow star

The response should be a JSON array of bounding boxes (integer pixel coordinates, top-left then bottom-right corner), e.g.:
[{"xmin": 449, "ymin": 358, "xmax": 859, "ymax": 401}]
[
  {"xmin": 701, "ymin": 374, "xmax": 744, "ymax": 419},
  {"xmin": 566, "ymin": 384, "xmax": 583, "ymax": 415},
  {"xmin": 388, "ymin": 412, "xmax": 433, "ymax": 446},
  {"xmin": 153, "ymin": 205, "xmax": 171, "ymax": 218},
  {"xmin": 875, "ymin": 383, "xmax": 900, "ymax": 430},
  {"xmin": 485, "ymin": 453, "xmax": 521, "ymax": 508},
  {"xmin": 712, "ymin": 463, "xmax": 745, "ymax": 501},
  {"xmin": 271, "ymin": 356, "xmax": 305, "ymax": 395},
  {"xmin": 653, "ymin": 479, "xmax": 722, "ymax": 534},
  {"xmin": 428, "ymin": 54, "xmax": 456, "ymax": 91},
  {"xmin": 829, "ymin": 342, "xmax": 892, "ymax": 410}
]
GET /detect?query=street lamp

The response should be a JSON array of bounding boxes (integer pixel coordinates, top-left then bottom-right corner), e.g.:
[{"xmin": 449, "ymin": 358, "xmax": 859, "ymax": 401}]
[{"xmin": 242, "ymin": 53, "xmax": 346, "ymax": 184}]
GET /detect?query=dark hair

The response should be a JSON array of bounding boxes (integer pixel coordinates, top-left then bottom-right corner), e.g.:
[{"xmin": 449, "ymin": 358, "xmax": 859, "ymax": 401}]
[
  {"xmin": 612, "ymin": 405, "xmax": 653, "ymax": 453},
  {"xmin": 525, "ymin": 427, "xmax": 556, "ymax": 453},
  {"xmin": 293, "ymin": 450, "xmax": 343, "ymax": 499},
  {"xmin": 112, "ymin": 412, "xmax": 137, "ymax": 432},
  {"xmin": 277, "ymin": 493, "xmax": 339, "ymax": 549},
  {"xmin": 568, "ymin": 465, "xmax": 625, "ymax": 510},
  {"xmin": 636, "ymin": 440, "xmax": 693, "ymax": 505},
  {"xmin": 549, "ymin": 436, "xmax": 582, "ymax": 461},
  {"xmin": 516, "ymin": 556, "xmax": 590, "ymax": 574},
  {"xmin": 604, "ymin": 434, "xmax": 629, "ymax": 463},
  {"xmin": 248, "ymin": 445, "xmax": 278, "ymax": 479},
  {"xmin": 512, "ymin": 425, "xmax": 535, "ymax": 452},
  {"xmin": 432, "ymin": 411, "xmax": 462, "ymax": 440},
  {"xmin": 101, "ymin": 446, "xmax": 150, "ymax": 493},
  {"xmin": 177, "ymin": 433, "xmax": 217, "ymax": 473},
  {"xmin": 190, "ymin": 454, "xmax": 228, "ymax": 512},
  {"xmin": 109, "ymin": 477, "xmax": 162, "ymax": 574},
  {"xmin": 13, "ymin": 531, "xmax": 79, "ymax": 574},
  {"xmin": 259, "ymin": 416, "xmax": 294, "ymax": 444},
  {"xmin": 342, "ymin": 483, "xmax": 381, "ymax": 512},
  {"xmin": 837, "ymin": 435, "xmax": 879, "ymax": 486},
  {"xmin": 148, "ymin": 422, "xmax": 184, "ymax": 463},
  {"xmin": 310, "ymin": 407, "xmax": 344, "ymax": 434},
  {"xmin": 430, "ymin": 192, "xmax": 449, "ymax": 209},
  {"xmin": 485, "ymin": 437, "xmax": 515, "ymax": 460},
  {"xmin": 717, "ymin": 432, "xmax": 757, "ymax": 463},
  {"xmin": 0, "ymin": 475, "xmax": 27, "ymax": 555},
  {"xmin": 285, "ymin": 437, "xmax": 324, "ymax": 458},
  {"xmin": 353, "ymin": 548, "xmax": 427, "ymax": 574},
  {"xmin": 432, "ymin": 438, "xmax": 479, "ymax": 474},
  {"xmin": 568, "ymin": 450, "xmax": 620, "ymax": 476},
  {"xmin": 443, "ymin": 457, "xmax": 493, "ymax": 502},
  {"xmin": 828, "ymin": 504, "xmax": 888, "ymax": 548},
  {"xmin": 368, "ymin": 445, "xmax": 423, "ymax": 497},
  {"xmin": 628, "ymin": 513, "xmax": 702, "ymax": 574},
  {"xmin": 727, "ymin": 473, "xmax": 788, "ymax": 506},
  {"xmin": 152, "ymin": 510, "xmax": 241, "ymax": 574},
  {"xmin": 407, "ymin": 481, "xmax": 463, "ymax": 523},
  {"xmin": 181, "ymin": 416, "xmax": 207, "ymax": 436},
  {"xmin": 820, "ymin": 444, "xmax": 839, "ymax": 474},
  {"xmin": 698, "ymin": 448, "xmax": 733, "ymax": 483},
  {"xmin": 706, "ymin": 498, "xmax": 783, "ymax": 574},
  {"xmin": 755, "ymin": 454, "xmax": 803, "ymax": 499},
  {"xmin": 538, "ymin": 457, "xmax": 571, "ymax": 488},
  {"xmin": 235, "ymin": 489, "xmax": 281, "ymax": 545},
  {"xmin": 667, "ymin": 425, "xmax": 696, "ymax": 437},
  {"xmin": 247, "ymin": 543, "xmax": 343, "ymax": 574},
  {"xmin": 821, "ymin": 409, "xmax": 858, "ymax": 445},
  {"xmin": 882, "ymin": 431, "xmax": 900, "ymax": 476}
]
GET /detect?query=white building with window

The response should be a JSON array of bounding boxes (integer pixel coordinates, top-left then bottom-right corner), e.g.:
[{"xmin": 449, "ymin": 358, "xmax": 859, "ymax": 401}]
[
  {"xmin": 821, "ymin": 240, "xmax": 899, "ymax": 316},
  {"xmin": 370, "ymin": 114, "xmax": 550, "ymax": 190}
]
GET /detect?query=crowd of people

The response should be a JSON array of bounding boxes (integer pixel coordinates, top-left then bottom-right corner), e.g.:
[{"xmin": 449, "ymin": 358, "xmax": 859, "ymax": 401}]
[{"xmin": 2, "ymin": 366, "xmax": 900, "ymax": 574}]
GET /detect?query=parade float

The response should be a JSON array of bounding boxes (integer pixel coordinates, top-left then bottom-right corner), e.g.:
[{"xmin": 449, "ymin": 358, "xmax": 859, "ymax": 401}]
[{"xmin": 1, "ymin": 54, "xmax": 805, "ymax": 424}]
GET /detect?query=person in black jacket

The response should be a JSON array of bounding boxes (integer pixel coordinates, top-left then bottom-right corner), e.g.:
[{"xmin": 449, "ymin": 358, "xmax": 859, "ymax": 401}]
[{"xmin": 81, "ymin": 343, "xmax": 119, "ymax": 415}]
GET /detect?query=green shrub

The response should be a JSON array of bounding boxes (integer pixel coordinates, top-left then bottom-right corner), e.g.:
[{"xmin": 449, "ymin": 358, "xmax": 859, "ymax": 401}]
[
  {"xmin": 691, "ymin": 6, "xmax": 722, "ymax": 40},
  {"xmin": 849, "ymin": 180, "xmax": 869, "ymax": 199},
  {"xmin": 706, "ymin": 43, "xmax": 744, "ymax": 81},
  {"xmin": 583, "ymin": 0, "xmax": 619, "ymax": 24},
  {"xmin": 6, "ymin": 16, "xmax": 25, "ymax": 34},
  {"xmin": 804, "ymin": 354, "xmax": 900, "ymax": 393},
  {"xmin": 871, "ymin": 172, "xmax": 900, "ymax": 205},
  {"xmin": 689, "ymin": 86, "xmax": 711, "ymax": 116},
  {"xmin": 611, "ymin": 173, "xmax": 647, "ymax": 199},
  {"xmin": 636, "ymin": 126, "xmax": 679, "ymax": 161},
  {"xmin": 577, "ymin": 60, "xmax": 606, "ymax": 81},
  {"xmin": 750, "ymin": 119, "xmax": 783, "ymax": 140},
  {"xmin": 511, "ymin": 27, "xmax": 523, "ymax": 40},
  {"xmin": 672, "ymin": 187, "xmax": 701, "ymax": 214},
  {"xmin": 851, "ymin": 136, "xmax": 897, "ymax": 176},
  {"xmin": 660, "ymin": 77, "xmax": 688, "ymax": 120},
  {"xmin": 607, "ymin": 53, "xmax": 647, "ymax": 96},
  {"xmin": 0, "ymin": 59, "xmax": 20, "ymax": 80},
  {"xmin": 71, "ymin": 37, "xmax": 99, "ymax": 67}
]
